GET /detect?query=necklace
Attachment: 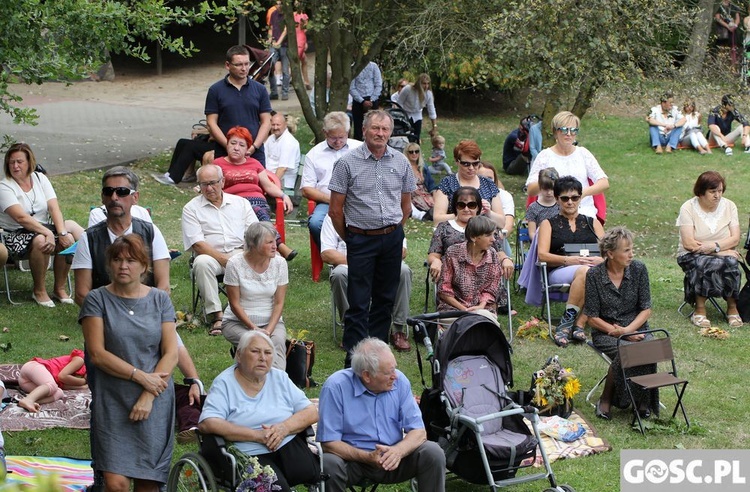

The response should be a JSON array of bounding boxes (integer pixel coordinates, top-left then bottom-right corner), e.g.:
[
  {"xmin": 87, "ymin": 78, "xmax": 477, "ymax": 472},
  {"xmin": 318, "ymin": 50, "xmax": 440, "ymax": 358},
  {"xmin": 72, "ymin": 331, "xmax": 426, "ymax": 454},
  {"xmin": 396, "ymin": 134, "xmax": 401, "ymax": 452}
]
[
  {"xmin": 111, "ymin": 287, "xmax": 145, "ymax": 315},
  {"xmin": 20, "ymin": 180, "xmax": 37, "ymax": 216}
]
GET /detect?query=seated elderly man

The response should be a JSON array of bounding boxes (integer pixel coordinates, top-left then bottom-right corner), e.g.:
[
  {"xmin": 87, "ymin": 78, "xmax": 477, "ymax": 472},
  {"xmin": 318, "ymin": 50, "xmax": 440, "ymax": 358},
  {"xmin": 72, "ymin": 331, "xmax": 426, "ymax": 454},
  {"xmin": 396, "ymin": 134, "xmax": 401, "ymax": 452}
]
[
  {"xmin": 265, "ymin": 112, "xmax": 301, "ymax": 193},
  {"xmin": 646, "ymin": 92, "xmax": 685, "ymax": 154},
  {"xmin": 317, "ymin": 338, "xmax": 445, "ymax": 492},
  {"xmin": 320, "ymin": 215, "xmax": 413, "ymax": 352},
  {"xmin": 300, "ymin": 111, "xmax": 362, "ymax": 248},
  {"xmin": 182, "ymin": 164, "xmax": 259, "ymax": 336}
]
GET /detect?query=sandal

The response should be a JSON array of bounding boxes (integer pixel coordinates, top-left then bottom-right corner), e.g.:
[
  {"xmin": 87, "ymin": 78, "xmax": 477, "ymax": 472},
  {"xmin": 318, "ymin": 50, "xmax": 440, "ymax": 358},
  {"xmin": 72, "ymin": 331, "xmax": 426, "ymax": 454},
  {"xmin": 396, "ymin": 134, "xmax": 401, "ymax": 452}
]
[
  {"xmin": 208, "ymin": 319, "xmax": 223, "ymax": 336},
  {"xmin": 690, "ymin": 314, "xmax": 711, "ymax": 328},
  {"xmin": 554, "ymin": 326, "xmax": 570, "ymax": 347},
  {"xmin": 728, "ymin": 314, "xmax": 744, "ymax": 327},
  {"xmin": 571, "ymin": 326, "xmax": 587, "ymax": 342}
]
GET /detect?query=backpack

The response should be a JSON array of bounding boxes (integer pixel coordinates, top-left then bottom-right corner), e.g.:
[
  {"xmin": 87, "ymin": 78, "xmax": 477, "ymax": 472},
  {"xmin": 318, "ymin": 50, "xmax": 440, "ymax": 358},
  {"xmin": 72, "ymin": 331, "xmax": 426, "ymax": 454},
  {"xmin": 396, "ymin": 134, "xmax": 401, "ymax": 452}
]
[{"xmin": 513, "ymin": 114, "xmax": 540, "ymax": 155}]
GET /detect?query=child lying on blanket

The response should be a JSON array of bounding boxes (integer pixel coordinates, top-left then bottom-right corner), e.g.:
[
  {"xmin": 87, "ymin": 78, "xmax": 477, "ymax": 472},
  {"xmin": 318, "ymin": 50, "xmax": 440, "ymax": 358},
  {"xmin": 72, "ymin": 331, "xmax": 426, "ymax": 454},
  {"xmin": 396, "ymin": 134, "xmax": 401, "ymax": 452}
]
[{"xmin": 18, "ymin": 349, "xmax": 87, "ymax": 413}]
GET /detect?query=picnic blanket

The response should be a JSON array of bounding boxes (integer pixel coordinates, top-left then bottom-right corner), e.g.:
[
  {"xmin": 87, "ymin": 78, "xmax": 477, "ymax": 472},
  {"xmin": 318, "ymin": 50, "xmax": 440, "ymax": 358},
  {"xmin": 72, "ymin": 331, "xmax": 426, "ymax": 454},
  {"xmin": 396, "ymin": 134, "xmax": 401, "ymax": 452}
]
[
  {"xmin": 523, "ymin": 410, "xmax": 611, "ymax": 467},
  {"xmin": 3, "ymin": 456, "xmax": 92, "ymax": 491},
  {"xmin": 0, "ymin": 364, "xmax": 91, "ymax": 431}
]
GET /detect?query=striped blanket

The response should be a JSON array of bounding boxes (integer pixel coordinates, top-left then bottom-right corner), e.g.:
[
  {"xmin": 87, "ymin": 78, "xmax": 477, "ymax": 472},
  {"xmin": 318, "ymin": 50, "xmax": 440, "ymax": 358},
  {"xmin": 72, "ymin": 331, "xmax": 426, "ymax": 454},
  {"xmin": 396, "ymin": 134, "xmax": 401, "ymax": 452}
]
[{"xmin": 4, "ymin": 456, "xmax": 92, "ymax": 491}]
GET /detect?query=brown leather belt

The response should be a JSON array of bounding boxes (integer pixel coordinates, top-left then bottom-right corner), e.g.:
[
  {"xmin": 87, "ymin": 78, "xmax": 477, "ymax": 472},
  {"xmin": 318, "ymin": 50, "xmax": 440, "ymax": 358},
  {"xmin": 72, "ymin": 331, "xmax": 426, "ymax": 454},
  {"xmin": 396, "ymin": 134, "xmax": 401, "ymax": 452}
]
[{"xmin": 347, "ymin": 224, "xmax": 398, "ymax": 236}]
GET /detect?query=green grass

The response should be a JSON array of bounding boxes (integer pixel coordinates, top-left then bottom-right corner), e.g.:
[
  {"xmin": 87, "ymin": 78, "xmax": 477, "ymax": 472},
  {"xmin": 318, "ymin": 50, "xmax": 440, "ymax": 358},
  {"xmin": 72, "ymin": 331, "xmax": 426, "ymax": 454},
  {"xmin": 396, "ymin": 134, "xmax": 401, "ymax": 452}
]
[{"xmin": 3, "ymin": 112, "xmax": 750, "ymax": 491}]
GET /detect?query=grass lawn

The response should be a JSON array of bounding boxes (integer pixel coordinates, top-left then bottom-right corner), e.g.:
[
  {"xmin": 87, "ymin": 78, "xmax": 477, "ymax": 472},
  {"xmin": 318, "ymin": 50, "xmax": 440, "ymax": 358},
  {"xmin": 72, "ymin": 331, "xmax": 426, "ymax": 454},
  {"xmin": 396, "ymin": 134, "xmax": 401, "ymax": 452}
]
[{"xmin": 2, "ymin": 111, "xmax": 749, "ymax": 491}]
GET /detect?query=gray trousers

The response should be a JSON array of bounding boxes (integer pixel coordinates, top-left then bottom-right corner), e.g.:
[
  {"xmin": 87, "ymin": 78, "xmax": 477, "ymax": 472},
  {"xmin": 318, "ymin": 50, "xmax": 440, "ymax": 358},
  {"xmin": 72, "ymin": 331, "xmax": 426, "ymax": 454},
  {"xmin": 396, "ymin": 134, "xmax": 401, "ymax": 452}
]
[
  {"xmin": 192, "ymin": 250, "xmax": 242, "ymax": 315},
  {"xmin": 221, "ymin": 318, "xmax": 287, "ymax": 371},
  {"xmin": 330, "ymin": 262, "xmax": 412, "ymax": 330},
  {"xmin": 322, "ymin": 441, "xmax": 445, "ymax": 492}
]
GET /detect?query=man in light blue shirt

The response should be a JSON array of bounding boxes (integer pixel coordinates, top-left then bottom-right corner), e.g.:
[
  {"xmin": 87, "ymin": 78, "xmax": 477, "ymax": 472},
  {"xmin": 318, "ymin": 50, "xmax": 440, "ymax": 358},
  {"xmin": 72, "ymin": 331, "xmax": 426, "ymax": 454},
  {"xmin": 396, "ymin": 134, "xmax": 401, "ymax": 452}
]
[
  {"xmin": 349, "ymin": 61, "xmax": 383, "ymax": 140},
  {"xmin": 317, "ymin": 338, "xmax": 445, "ymax": 491}
]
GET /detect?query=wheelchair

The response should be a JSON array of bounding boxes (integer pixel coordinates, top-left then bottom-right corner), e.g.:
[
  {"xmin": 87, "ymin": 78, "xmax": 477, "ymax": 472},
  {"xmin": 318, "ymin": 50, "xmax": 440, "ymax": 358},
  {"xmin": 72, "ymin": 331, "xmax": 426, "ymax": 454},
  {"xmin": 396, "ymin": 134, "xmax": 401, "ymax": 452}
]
[{"xmin": 167, "ymin": 428, "xmax": 325, "ymax": 492}]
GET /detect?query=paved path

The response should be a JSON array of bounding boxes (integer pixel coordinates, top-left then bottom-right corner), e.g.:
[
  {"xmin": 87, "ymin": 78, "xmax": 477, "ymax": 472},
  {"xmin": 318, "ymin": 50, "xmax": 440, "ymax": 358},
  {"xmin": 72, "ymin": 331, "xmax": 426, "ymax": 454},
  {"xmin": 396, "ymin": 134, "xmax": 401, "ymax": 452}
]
[{"xmin": 0, "ymin": 63, "xmax": 304, "ymax": 176}]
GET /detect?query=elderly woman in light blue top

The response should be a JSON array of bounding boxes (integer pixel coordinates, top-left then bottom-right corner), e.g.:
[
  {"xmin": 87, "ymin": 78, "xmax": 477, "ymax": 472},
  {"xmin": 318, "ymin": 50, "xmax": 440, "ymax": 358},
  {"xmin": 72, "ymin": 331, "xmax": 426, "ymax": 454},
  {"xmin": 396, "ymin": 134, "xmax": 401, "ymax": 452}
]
[{"xmin": 199, "ymin": 330, "xmax": 320, "ymax": 491}]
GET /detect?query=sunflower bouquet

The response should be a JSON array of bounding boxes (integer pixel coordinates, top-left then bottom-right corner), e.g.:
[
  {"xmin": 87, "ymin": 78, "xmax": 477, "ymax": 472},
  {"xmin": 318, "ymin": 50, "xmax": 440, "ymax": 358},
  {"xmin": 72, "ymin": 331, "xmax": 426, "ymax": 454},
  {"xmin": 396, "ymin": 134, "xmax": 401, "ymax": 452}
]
[{"xmin": 532, "ymin": 356, "xmax": 581, "ymax": 416}]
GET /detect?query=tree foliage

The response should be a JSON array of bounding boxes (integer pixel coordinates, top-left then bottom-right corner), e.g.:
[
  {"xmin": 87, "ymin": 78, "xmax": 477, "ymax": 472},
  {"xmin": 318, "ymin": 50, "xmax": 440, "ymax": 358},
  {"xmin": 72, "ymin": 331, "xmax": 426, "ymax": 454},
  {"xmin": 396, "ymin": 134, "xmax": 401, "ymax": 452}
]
[
  {"xmin": 282, "ymin": 0, "xmax": 408, "ymax": 141},
  {"xmin": 0, "ymin": 0, "xmax": 245, "ymax": 125},
  {"xmin": 392, "ymin": 0, "xmax": 695, "ymax": 128}
]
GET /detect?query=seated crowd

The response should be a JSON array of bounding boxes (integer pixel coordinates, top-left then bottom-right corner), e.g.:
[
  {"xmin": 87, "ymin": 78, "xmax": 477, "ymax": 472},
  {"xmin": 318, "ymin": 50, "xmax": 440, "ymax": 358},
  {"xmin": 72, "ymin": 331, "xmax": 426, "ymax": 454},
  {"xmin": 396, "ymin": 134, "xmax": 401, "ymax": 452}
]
[{"xmin": 1, "ymin": 101, "xmax": 742, "ymax": 490}]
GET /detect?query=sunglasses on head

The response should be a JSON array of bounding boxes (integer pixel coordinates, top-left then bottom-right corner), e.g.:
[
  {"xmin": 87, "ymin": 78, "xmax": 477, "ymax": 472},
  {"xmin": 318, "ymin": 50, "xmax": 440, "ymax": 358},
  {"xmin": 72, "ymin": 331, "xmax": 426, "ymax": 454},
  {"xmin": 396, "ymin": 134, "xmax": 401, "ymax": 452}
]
[
  {"xmin": 102, "ymin": 186, "xmax": 136, "ymax": 197},
  {"xmin": 559, "ymin": 194, "xmax": 581, "ymax": 203},
  {"xmin": 407, "ymin": 149, "xmax": 420, "ymax": 154},
  {"xmin": 555, "ymin": 126, "xmax": 579, "ymax": 135},
  {"xmin": 458, "ymin": 160, "xmax": 481, "ymax": 168},
  {"xmin": 456, "ymin": 201, "xmax": 479, "ymax": 210}
]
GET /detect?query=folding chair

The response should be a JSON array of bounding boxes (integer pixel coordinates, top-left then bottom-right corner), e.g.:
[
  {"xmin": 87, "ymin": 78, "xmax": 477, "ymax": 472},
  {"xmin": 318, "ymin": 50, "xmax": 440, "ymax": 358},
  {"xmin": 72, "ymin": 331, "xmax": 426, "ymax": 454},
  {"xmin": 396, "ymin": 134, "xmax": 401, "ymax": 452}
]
[
  {"xmin": 585, "ymin": 341, "xmax": 613, "ymax": 407},
  {"xmin": 513, "ymin": 220, "xmax": 530, "ymax": 292},
  {"xmin": 538, "ymin": 260, "xmax": 570, "ymax": 337},
  {"xmin": 618, "ymin": 329, "xmax": 689, "ymax": 434},
  {"xmin": 309, "ymin": 200, "xmax": 323, "ymax": 282},
  {"xmin": 265, "ymin": 172, "xmax": 287, "ymax": 243},
  {"xmin": 677, "ymin": 298, "xmax": 728, "ymax": 323},
  {"xmin": 329, "ymin": 265, "xmax": 345, "ymax": 342}
]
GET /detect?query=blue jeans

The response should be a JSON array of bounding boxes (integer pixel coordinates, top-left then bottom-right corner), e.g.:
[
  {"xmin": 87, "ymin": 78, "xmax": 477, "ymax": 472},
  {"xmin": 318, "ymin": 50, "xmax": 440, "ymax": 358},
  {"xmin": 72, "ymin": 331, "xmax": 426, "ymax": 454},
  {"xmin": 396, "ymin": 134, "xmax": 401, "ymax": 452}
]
[
  {"xmin": 649, "ymin": 126, "xmax": 682, "ymax": 149},
  {"xmin": 342, "ymin": 225, "xmax": 404, "ymax": 365},
  {"xmin": 308, "ymin": 203, "xmax": 328, "ymax": 248},
  {"xmin": 269, "ymin": 46, "xmax": 290, "ymax": 97}
]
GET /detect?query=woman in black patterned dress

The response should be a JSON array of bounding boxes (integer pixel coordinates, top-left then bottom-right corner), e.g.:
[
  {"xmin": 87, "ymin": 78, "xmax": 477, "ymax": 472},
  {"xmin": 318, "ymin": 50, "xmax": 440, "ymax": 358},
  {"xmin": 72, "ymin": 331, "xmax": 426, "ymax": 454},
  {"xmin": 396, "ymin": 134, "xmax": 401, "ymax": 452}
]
[{"xmin": 584, "ymin": 226, "xmax": 657, "ymax": 420}]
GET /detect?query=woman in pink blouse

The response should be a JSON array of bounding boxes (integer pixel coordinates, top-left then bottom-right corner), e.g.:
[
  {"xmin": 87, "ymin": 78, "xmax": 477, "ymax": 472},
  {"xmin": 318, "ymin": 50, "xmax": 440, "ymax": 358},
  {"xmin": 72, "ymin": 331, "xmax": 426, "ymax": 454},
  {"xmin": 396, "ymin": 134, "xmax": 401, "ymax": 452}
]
[{"xmin": 437, "ymin": 215, "xmax": 512, "ymax": 314}]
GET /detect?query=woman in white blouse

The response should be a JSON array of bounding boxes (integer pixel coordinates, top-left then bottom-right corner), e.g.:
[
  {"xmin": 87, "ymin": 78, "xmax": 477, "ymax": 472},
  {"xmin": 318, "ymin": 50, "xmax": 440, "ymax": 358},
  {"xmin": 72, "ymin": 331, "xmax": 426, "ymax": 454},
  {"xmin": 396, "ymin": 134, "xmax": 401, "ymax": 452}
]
[
  {"xmin": 397, "ymin": 73, "xmax": 438, "ymax": 142},
  {"xmin": 0, "ymin": 143, "xmax": 83, "ymax": 307}
]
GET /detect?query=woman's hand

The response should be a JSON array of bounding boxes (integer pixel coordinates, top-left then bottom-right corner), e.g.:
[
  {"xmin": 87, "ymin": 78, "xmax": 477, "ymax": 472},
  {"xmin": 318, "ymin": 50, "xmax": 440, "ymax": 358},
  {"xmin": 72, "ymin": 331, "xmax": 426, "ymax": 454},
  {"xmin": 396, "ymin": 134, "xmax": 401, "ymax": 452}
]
[
  {"xmin": 500, "ymin": 257, "xmax": 514, "ymax": 279},
  {"xmin": 282, "ymin": 195, "xmax": 294, "ymax": 215},
  {"xmin": 429, "ymin": 259, "xmax": 442, "ymax": 283},
  {"xmin": 129, "ymin": 392, "xmax": 154, "ymax": 421},
  {"xmin": 41, "ymin": 230, "xmax": 56, "ymax": 254},
  {"xmin": 481, "ymin": 199, "xmax": 491, "ymax": 215},
  {"xmin": 261, "ymin": 422, "xmax": 289, "ymax": 451},
  {"xmin": 134, "ymin": 370, "xmax": 170, "ymax": 397}
]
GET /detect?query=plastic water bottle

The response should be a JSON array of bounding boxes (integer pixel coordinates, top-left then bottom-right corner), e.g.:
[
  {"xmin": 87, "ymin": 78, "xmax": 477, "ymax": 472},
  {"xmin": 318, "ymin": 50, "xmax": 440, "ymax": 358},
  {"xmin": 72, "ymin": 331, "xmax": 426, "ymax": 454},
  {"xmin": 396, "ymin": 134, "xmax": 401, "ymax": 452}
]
[{"xmin": 422, "ymin": 333, "xmax": 434, "ymax": 360}]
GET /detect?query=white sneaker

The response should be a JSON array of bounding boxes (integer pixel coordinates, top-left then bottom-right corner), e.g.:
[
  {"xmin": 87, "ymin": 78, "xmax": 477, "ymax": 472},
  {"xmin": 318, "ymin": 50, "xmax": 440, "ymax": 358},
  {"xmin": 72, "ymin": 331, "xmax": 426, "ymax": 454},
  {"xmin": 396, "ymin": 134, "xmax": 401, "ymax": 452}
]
[
  {"xmin": 725, "ymin": 147, "xmax": 733, "ymax": 156},
  {"xmin": 152, "ymin": 172, "xmax": 175, "ymax": 185},
  {"xmin": 744, "ymin": 147, "xmax": 750, "ymax": 154}
]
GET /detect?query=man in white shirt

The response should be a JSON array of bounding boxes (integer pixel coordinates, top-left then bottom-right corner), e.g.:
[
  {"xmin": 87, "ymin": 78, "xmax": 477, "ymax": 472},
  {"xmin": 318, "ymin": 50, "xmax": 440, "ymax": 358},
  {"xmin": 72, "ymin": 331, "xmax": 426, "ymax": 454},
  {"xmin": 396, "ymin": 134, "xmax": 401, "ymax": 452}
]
[
  {"xmin": 265, "ymin": 112, "xmax": 301, "ymax": 192},
  {"xmin": 181, "ymin": 164, "xmax": 259, "ymax": 335},
  {"xmin": 72, "ymin": 166, "xmax": 171, "ymax": 306},
  {"xmin": 301, "ymin": 111, "xmax": 362, "ymax": 247},
  {"xmin": 320, "ymin": 215, "xmax": 413, "ymax": 352}
]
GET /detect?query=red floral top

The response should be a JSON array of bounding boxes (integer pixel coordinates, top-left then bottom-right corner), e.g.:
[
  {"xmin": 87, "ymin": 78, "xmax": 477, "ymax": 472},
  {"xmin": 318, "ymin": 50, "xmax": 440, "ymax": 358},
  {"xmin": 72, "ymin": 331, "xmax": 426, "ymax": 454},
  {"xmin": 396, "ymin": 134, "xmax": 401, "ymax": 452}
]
[{"xmin": 437, "ymin": 241, "xmax": 501, "ymax": 313}]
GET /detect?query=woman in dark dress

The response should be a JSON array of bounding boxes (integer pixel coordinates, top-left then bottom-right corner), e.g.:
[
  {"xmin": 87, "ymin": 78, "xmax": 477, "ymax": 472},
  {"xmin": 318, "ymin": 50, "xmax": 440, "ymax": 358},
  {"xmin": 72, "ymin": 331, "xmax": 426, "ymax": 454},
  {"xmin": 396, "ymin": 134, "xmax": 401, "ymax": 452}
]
[
  {"xmin": 80, "ymin": 234, "xmax": 178, "ymax": 491},
  {"xmin": 584, "ymin": 226, "xmax": 657, "ymax": 420},
  {"xmin": 537, "ymin": 176, "xmax": 604, "ymax": 346}
]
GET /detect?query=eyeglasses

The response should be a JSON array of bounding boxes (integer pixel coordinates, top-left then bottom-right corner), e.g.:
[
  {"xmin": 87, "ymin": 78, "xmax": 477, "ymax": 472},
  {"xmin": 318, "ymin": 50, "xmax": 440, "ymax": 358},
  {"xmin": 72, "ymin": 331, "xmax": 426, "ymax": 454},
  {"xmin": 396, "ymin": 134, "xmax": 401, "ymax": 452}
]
[
  {"xmin": 456, "ymin": 201, "xmax": 479, "ymax": 210},
  {"xmin": 458, "ymin": 160, "xmax": 481, "ymax": 168},
  {"xmin": 559, "ymin": 195, "xmax": 581, "ymax": 203},
  {"xmin": 555, "ymin": 127, "xmax": 579, "ymax": 135},
  {"xmin": 102, "ymin": 187, "xmax": 136, "ymax": 197},
  {"xmin": 407, "ymin": 149, "xmax": 420, "ymax": 154},
  {"xmin": 198, "ymin": 180, "xmax": 222, "ymax": 188}
]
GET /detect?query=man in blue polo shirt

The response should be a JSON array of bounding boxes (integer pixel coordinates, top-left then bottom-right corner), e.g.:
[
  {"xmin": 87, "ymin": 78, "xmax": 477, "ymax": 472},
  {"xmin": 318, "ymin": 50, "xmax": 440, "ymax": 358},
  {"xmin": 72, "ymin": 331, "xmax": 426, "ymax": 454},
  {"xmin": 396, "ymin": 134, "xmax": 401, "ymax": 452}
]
[
  {"xmin": 205, "ymin": 45, "xmax": 273, "ymax": 166},
  {"xmin": 317, "ymin": 338, "xmax": 445, "ymax": 492}
]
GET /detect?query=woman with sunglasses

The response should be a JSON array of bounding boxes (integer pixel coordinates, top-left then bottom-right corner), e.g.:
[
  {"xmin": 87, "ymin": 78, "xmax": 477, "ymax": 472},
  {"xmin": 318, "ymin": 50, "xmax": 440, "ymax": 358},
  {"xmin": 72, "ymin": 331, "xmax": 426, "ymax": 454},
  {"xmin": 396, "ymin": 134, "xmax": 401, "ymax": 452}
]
[
  {"xmin": 0, "ymin": 143, "xmax": 83, "ymax": 307},
  {"xmin": 432, "ymin": 140, "xmax": 505, "ymax": 228},
  {"xmin": 403, "ymin": 142, "xmax": 436, "ymax": 221},
  {"xmin": 525, "ymin": 111, "xmax": 609, "ymax": 220},
  {"xmin": 537, "ymin": 176, "xmax": 604, "ymax": 347}
]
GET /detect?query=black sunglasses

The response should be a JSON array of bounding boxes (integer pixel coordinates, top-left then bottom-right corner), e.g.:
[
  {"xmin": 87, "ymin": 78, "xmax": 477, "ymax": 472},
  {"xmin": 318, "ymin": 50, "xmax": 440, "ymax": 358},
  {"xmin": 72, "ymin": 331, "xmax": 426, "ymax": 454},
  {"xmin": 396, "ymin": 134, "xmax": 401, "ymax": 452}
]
[
  {"xmin": 102, "ymin": 186, "xmax": 136, "ymax": 197},
  {"xmin": 456, "ymin": 201, "xmax": 479, "ymax": 210},
  {"xmin": 559, "ymin": 195, "xmax": 581, "ymax": 203},
  {"xmin": 407, "ymin": 149, "xmax": 420, "ymax": 154},
  {"xmin": 458, "ymin": 160, "xmax": 481, "ymax": 168}
]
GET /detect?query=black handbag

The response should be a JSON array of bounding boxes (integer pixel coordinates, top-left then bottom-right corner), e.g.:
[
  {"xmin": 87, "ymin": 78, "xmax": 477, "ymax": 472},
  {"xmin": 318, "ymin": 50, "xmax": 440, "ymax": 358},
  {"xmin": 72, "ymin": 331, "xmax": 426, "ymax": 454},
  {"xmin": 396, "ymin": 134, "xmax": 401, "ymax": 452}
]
[
  {"xmin": 285, "ymin": 339, "xmax": 317, "ymax": 388},
  {"xmin": 562, "ymin": 243, "xmax": 600, "ymax": 257}
]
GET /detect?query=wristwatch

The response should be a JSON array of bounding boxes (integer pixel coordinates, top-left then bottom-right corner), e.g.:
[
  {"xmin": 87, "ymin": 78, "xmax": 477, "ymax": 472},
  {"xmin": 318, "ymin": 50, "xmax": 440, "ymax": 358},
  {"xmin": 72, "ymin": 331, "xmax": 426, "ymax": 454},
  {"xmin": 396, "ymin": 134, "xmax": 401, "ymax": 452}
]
[
  {"xmin": 714, "ymin": 242, "xmax": 721, "ymax": 253},
  {"xmin": 59, "ymin": 231, "xmax": 69, "ymax": 237}
]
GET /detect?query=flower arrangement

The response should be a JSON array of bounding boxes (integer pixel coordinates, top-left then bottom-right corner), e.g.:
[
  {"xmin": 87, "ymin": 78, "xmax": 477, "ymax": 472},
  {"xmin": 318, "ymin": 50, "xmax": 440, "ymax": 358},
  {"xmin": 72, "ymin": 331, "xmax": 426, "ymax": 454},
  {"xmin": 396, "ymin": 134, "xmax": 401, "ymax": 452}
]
[
  {"xmin": 227, "ymin": 444, "xmax": 281, "ymax": 492},
  {"xmin": 700, "ymin": 326, "xmax": 730, "ymax": 339},
  {"xmin": 515, "ymin": 317, "xmax": 549, "ymax": 340},
  {"xmin": 533, "ymin": 356, "xmax": 581, "ymax": 415}
]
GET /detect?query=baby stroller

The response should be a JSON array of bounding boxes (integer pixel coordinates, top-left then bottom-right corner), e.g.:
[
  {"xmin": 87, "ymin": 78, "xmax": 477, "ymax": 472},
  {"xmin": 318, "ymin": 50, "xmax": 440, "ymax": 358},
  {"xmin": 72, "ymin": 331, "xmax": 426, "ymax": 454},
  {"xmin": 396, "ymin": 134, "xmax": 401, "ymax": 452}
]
[
  {"xmin": 407, "ymin": 311, "xmax": 575, "ymax": 492},
  {"xmin": 381, "ymin": 100, "xmax": 419, "ymax": 152},
  {"xmin": 243, "ymin": 45, "xmax": 274, "ymax": 82}
]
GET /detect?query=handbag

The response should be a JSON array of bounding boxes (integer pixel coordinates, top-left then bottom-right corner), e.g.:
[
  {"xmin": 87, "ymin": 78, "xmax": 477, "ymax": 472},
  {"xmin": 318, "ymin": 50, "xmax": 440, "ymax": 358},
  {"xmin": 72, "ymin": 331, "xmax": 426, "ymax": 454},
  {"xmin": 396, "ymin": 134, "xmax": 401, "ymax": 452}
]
[
  {"xmin": 411, "ymin": 187, "xmax": 434, "ymax": 212},
  {"xmin": 562, "ymin": 243, "xmax": 600, "ymax": 257},
  {"xmin": 738, "ymin": 261, "xmax": 750, "ymax": 322},
  {"xmin": 285, "ymin": 339, "xmax": 317, "ymax": 388}
]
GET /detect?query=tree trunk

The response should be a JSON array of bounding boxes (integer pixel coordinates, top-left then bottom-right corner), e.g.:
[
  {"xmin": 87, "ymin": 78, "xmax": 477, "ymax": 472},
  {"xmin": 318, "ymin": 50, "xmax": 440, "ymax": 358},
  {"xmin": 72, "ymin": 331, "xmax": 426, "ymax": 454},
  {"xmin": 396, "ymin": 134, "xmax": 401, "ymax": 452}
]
[
  {"xmin": 571, "ymin": 77, "xmax": 599, "ymax": 120},
  {"xmin": 683, "ymin": 0, "xmax": 715, "ymax": 76}
]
